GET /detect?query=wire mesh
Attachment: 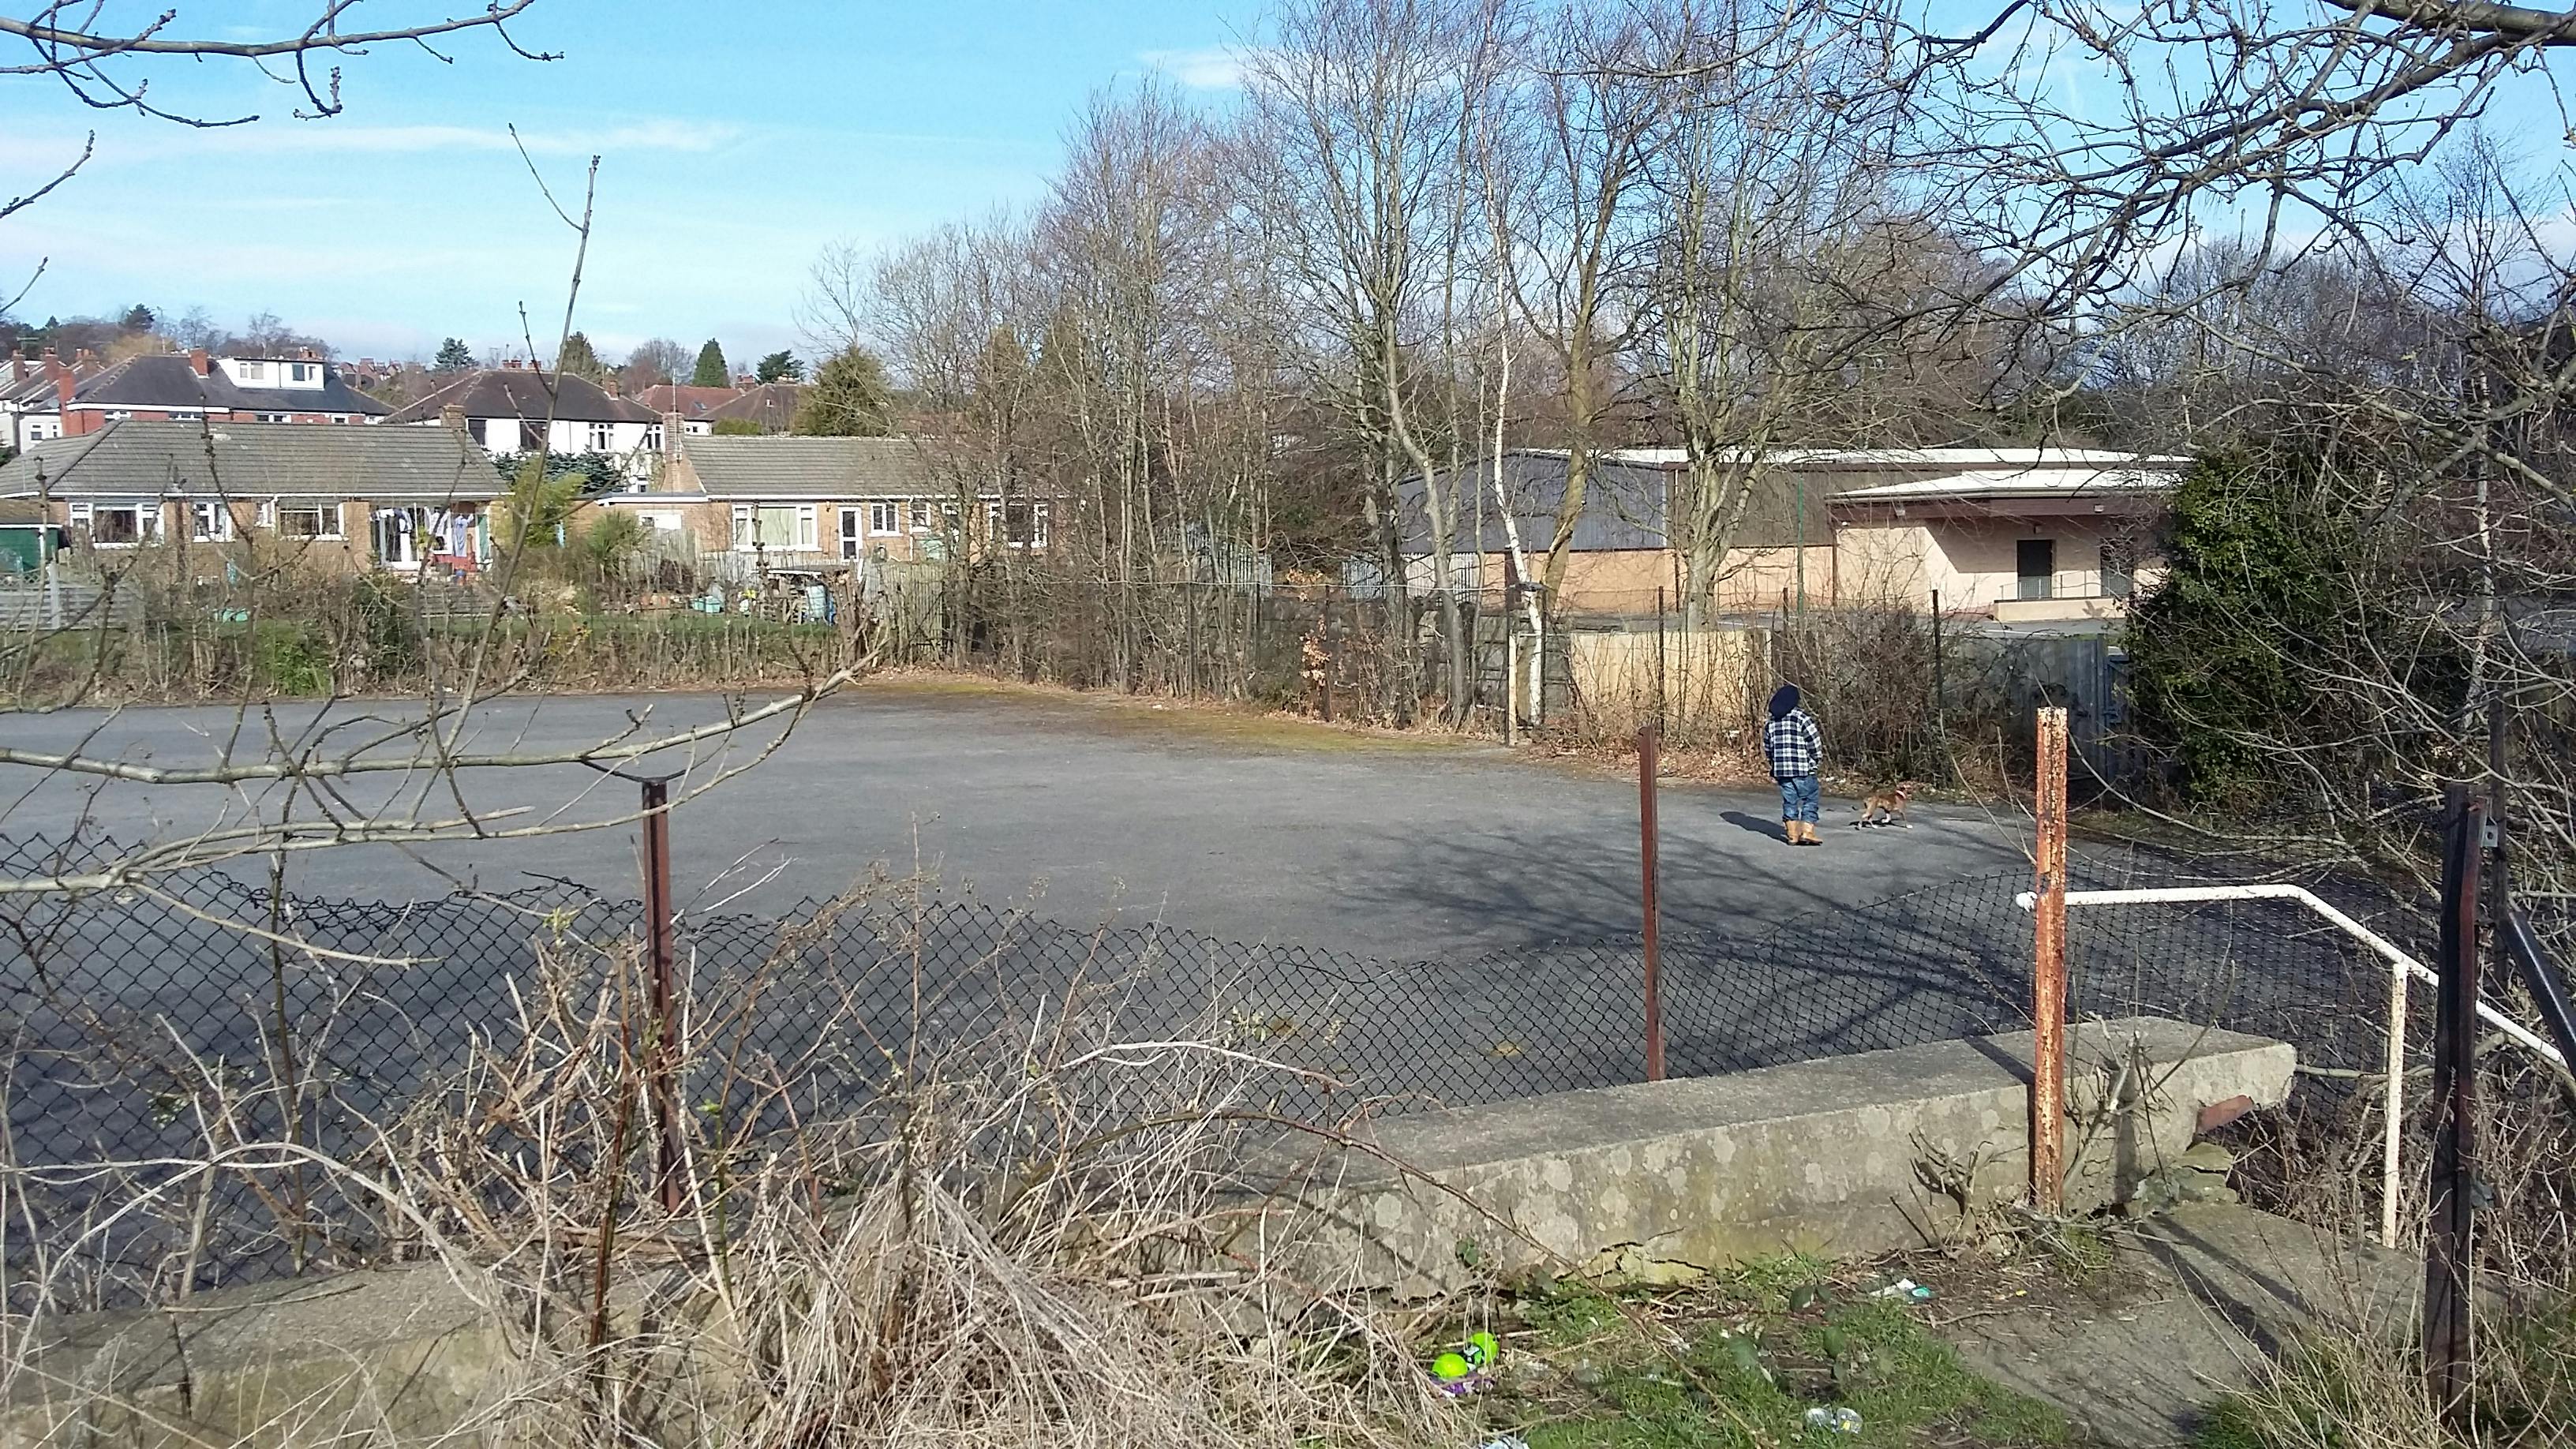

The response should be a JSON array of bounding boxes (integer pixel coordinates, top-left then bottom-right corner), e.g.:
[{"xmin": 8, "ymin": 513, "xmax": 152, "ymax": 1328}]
[{"xmin": 0, "ymin": 833, "xmax": 2394, "ymax": 1305}]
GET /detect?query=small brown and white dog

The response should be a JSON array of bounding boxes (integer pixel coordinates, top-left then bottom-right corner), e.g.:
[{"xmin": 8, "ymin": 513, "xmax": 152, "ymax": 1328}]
[{"xmin": 1852, "ymin": 782, "xmax": 1916, "ymax": 829}]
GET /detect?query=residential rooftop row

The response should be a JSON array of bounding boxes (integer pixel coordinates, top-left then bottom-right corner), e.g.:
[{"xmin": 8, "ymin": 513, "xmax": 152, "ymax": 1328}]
[{"xmin": 0, "ymin": 420, "xmax": 2185, "ymax": 624}]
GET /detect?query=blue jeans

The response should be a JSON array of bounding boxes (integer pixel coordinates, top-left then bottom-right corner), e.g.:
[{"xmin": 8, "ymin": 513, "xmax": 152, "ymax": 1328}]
[{"xmin": 1777, "ymin": 773, "xmax": 1820, "ymax": 825}]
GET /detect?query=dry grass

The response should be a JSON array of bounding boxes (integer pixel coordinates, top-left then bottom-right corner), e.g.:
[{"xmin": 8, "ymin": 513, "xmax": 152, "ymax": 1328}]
[{"xmin": 0, "ymin": 877, "xmax": 1468, "ymax": 1446}]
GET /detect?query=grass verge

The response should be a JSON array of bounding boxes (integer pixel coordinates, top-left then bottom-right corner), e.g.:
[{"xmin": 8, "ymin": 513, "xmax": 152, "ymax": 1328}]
[{"xmin": 1449, "ymin": 1264, "xmax": 2072, "ymax": 1448}]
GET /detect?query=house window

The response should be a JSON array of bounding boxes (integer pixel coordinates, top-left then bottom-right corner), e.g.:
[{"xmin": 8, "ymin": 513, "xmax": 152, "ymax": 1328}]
[
  {"xmin": 2100, "ymin": 541, "xmax": 2136, "ymax": 599},
  {"xmin": 189, "ymin": 501, "xmax": 234, "ymax": 542},
  {"xmin": 908, "ymin": 500, "xmax": 930, "ymax": 533},
  {"xmin": 643, "ymin": 423, "xmax": 663, "ymax": 452},
  {"xmin": 103, "ymin": 410, "xmax": 132, "ymax": 422},
  {"xmin": 241, "ymin": 361, "xmax": 267, "ymax": 381},
  {"xmin": 519, "ymin": 420, "xmax": 546, "ymax": 452},
  {"xmin": 87, "ymin": 502, "xmax": 158, "ymax": 547},
  {"xmin": 288, "ymin": 362, "xmax": 313, "ymax": 383},
  {"xmin": 256, "ymin": 413, "xmax": 291, "ymax": 423},
  {"xmin": 271, "ymin": 500, "xmax": 344, "ymax": 540},
  {"xmin": 2016, "ymin": 538, "xmax": 2057, "ymax": 601},
  {"xmin": 587, "ymin": 421, "xmax": 614, "ymax": 451},
  {"xmin": 867, "ymin": 500, "xmax": 898, "ymax": 535},
  {"xmin": 732, "ymin": 504, "xmax": 818, "ymax": 551},
  {"xmin": 841, "ymin": 507, "xmax": 863, "ymax": 560},
  {"xmin": 987, "ymin": 499, "xmax": 1049, "ymax": 548}
]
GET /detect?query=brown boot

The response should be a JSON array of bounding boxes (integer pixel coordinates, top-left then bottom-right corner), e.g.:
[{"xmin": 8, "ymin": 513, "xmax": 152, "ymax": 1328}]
[
  {"xmin": 1797, "ymin": 820, "xmax": 1821, "ymax": 846},
  {"xmin": 1783, "ymin": 819, "xmax": 1801, "ymax": 844}
]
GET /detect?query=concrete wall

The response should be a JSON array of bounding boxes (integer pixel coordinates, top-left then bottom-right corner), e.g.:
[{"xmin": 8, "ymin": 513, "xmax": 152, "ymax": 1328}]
[
  {"xmin": 1836, "ymin": 516, "xmax": 2166, "ymax": 615},
  {"xmin": 6, "ymin": 1017, "xmax": 2293, "ymax": 1445},
  {"xmin": 1234, "ymin": 1017, "xmax": 2293, "ymax": 1298}
]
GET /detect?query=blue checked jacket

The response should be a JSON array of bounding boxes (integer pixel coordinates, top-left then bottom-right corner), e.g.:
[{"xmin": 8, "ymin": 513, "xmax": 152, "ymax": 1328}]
[{"xmin": 1764, "ymin": 709, "xmax": 1822, "ymax": 779}]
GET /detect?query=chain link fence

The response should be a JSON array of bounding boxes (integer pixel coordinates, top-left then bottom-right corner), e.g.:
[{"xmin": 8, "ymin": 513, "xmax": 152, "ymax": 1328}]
[{"xmin": 0, "ymin": 833, "xmax": 2398, "ymax": 1307}]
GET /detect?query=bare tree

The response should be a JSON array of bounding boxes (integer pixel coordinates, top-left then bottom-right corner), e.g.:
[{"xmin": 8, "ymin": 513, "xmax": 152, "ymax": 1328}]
[{"xmin": 1243, "ymin": 0, "xmax": 1506, "ymax": 722}]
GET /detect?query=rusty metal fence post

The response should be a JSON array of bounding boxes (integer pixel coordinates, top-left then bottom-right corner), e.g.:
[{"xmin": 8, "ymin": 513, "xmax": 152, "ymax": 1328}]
[
  {"xmin": 639, "ymin": 776, "xmax": 684, "ymax": 1215},
  {"xmin": 1638, "ymin": 724, "xmax": 1665, "ymax": 1083},
  {"xmin": 2031, "ymin": 706, "xmax": 2069, "ymax": 1213},
  {"xmin": 2424, "ymin": 784, "xmax": 2485, "ymax": 1419}
]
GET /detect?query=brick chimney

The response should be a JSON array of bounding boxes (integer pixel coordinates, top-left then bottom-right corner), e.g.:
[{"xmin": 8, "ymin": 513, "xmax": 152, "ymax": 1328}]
[
  {"xmin": 661, "ymin": 410, "xmax": 683, "ymax": 459},
  {"xmin": 39, "ymin": 348, "xmax": 62, "ymax": 382},
  {"xmin": 440, "ymin": 402, "xmax": 468, "ymax": 435},
  {"xmin": 189, "ymin": 348, "xmax": 209, "ymax": 376}
]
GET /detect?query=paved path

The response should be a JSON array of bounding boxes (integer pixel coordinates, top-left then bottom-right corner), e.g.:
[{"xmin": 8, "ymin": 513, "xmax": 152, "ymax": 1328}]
[{"xmin": 2, "ymin": 680, "xmax": 2048, "ymax": 957}]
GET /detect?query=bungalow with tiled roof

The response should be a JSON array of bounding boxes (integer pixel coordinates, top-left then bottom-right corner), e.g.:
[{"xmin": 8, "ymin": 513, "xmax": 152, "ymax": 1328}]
[
  {"xmin": 0, "ymin": 420, "xmax": 505, "ymax": 575},
  {"xmin": 602, "ymin": 433, "xmax": 1045, "ymax": 570}
]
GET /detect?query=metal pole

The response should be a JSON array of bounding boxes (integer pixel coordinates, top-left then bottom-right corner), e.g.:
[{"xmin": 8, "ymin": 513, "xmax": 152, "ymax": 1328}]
[
  {"xmin": 640, "ymin": 777, "xmax": 683, "ymax": 1215},
  {"xmin": 1655, "ymin": 585, "xmax": 1668, "ymax": 737},
  {"xmin": 1638, "ymin": 724, "xmax": 1665, "ymax": 1083},
  {"xmin": 2032, "ymin": 706, "xmax": 2069, "ymax": 1214},
  {"xmin": 2424, "ymin": 786, "xmax": 2484, "ymax": 1420}
]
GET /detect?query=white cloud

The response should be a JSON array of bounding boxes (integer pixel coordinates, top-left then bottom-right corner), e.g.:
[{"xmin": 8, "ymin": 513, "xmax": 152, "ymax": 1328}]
[{"xmin": 1140, "ymin": 47, "xmax": 1262, "ymax": 91}]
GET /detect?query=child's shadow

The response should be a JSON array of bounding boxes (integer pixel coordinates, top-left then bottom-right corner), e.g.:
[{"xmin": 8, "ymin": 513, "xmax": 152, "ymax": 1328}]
[{"xmin": 1720, "ymin": 810, "xmax": 1790, "ymax": 843}]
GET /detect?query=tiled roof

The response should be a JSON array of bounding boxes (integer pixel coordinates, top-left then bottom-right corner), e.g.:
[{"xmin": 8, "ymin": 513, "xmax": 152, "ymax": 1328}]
[
  {"xmin": 635, "ymin": 384, "xmax": 743, "ymax": 419},
  {"xmin": 0, "ymin": 421, "xmax": 504, "ymax": 501},
  {"xmin": 69, "ymin": 354, "xmax": 388, "ymax": 416},
  {"xmin": 702, "ymin": 384, "xmax": 803, "ymax": 429},
  {"xmin": 2, "ymin": 359, "xmax": 105, "ymax": 406},
  {"xmin": 672, "ymin": 435, "xmax": 931, "ymax": 498},
  {"xmin": 382, "ymin": 368, "xmax": 654, "ymax": 425}
]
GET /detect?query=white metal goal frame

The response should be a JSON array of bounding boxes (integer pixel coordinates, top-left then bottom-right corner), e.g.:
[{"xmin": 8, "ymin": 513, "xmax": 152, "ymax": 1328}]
[{"xmin": 2013, "ymin": 882, "xmax": 2567, "ymax": 1247}]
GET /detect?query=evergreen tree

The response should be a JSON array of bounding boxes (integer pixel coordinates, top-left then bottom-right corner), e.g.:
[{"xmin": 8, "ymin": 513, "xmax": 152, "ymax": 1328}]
[
  {"xmin": 120, "ymin": 304, "xmax": 155, "ymax": 332},
  {"xmin": 792, "ymin": 346, "xmax": 896, "ymax": 436},
  {"xmin": 433, "ymin": 338, "xmax": 474, "ymax": 371},
  {"xmin": 691, "ymin": 339, "xmax": 729, "ymax": 387},
  {"xmin": 754, "ymin": 350, "xmax": 803, "ymax": 383},
  {"xmin": 555, "ymin": 331, "xmax": 607, "ymax": 382}
]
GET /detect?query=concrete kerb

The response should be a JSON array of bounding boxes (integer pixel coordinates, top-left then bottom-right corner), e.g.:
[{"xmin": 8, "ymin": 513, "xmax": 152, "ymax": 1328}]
[{"xmin": 1226, "ymin": 1016, "xmax": 2297, "ymax": 1299}]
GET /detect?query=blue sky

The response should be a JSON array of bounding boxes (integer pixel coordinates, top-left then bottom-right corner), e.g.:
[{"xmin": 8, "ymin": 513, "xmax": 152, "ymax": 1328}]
[{"xmin": 0, "ymin": 1, "xmax": 1258, "ymax": 365}]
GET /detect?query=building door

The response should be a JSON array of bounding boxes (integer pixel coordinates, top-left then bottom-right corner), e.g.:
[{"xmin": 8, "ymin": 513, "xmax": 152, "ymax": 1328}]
[
  {"xmin": 2016, "ymin": 538, "xmax": 2056, "ymax": 601},
  {"xmin": 372, "ymin": 507, "xmax": 421, "ymax": 567},
  {"xmin": 841, "ymin": 507, "xmax": 861, "ymax": 560}
]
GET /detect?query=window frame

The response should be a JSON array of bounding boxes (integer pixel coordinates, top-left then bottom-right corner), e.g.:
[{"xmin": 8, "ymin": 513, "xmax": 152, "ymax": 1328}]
[
  {"xmin": 189, "ymin": 500, "xmax": 235, "ymax": 543},
  {"xmin": 586, "ymin": 421, "xmax": 615, "ymax": 451},
  {"xmin": 268, "ymin": 499, "xmax": 346, "ymax": 541},
  {"xmin": 867, "ymin": 500, "xmax": 898, "ymax": 536},
  {"xmin": 85, "ymin": 500, "xmax": 156, "ymax": 548}
]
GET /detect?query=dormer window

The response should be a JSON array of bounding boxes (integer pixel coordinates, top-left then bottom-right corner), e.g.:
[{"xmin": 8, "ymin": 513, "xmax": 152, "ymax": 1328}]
[
  {"xmin": 288, "ymin": 363, "xmax": 313, "ymax": 383},
  {"xmin": 241, "ymin": 361, "xmax": 267, "ymax": 382}
]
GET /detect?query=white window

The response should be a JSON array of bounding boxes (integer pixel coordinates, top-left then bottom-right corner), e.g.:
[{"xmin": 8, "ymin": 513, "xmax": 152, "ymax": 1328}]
[
  {"xmin": 841, "ymin": 507, "xmax": 863, "ymax": 560},
  {"xmin": 241, "ymin": 361, "xmax": 267, "ymax": 382},
  {"xmin": 86, "ymin": 501, "xmax": 158, "ymax": 547},
  {"xmin": 643, "ymin": 423, "xmax": 663, "ymax": 452},
  {"xmin": 867, "ymin": 500, "xmax": 898, "ymax": 535},
  {"xmin": 189, "ymin": 501, "xmax": 234, "ymax": 542},
  {"xmin": 103, "ymin": 410, "xmax": 132, "ymax": 422},
  {"xmin": 256, "ymin": 413, "xmax": 291, "ymax": 423},
  {"xmin": 269, "ymin": 500, "xmax": 343, "ymax": 540},
  {"xmin": 587, "ymin": 421, "xmax": 614, "ymax": 451},
  {"xmin": 732, "ymin": 503, "xmax": 817, "ymax": 550},
  {"xmin": 288, "ymin": 362, "xmax": 312, "ymax": 383},
  {"xmin": 987, "ymin": 499, "xmax": 1049, "ymax": 548},
  {"xmin": 908, "ymin": 500, "xmax": 930, "ymax": 533}
]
